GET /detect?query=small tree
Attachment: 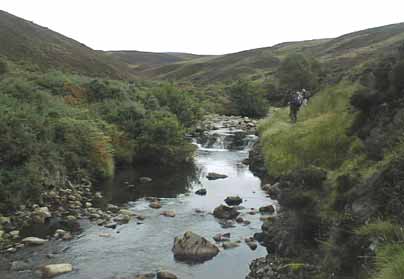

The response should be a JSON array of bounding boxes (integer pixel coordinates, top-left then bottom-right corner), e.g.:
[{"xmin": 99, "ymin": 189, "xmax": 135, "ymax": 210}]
[
  {"xmin": 226, "ymin": 80, "xmax": 269, "ymax": 117},
  {"xmin": 277, "ymin": 53, "xmax": 320, "ymax": 91}
]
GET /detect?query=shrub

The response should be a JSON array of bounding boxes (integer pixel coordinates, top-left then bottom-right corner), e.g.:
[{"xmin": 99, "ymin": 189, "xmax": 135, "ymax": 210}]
[
  {"xmin": 226, "ymin": 80, "xmax": 269, "ymax": 117},
  {"xmin": 0, "ymin": 59, "xmax": 8, "ymax": 75},
  {"xmin": 277, "ymin": 53, "xmax": 320, "ymax": 91}
]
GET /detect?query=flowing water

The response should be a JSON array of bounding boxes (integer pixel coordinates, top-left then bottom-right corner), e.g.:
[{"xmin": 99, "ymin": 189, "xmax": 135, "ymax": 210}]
[{"xmin": 1, "ymin": 124, "xmax": 275, "ymax": 279}]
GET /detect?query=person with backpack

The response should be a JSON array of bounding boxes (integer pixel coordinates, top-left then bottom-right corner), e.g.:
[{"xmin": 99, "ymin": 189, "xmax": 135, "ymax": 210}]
[{"xmin": 289, "ymin": 91, "xmax": 303, "ymax": 122}]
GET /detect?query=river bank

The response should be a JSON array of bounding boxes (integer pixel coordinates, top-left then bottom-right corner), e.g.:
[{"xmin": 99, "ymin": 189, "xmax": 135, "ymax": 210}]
[{"xmin": 0, "ymin": 115, "xmax": 277, "ymax": 279}]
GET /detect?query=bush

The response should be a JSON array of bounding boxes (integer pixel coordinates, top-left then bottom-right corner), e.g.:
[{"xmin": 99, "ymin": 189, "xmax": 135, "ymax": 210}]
[
  {"xmin": 277, "ymin": 53, "xmax": 320, "ymax": 91},
  {"xmin": 134, "ymin": 111, "xmax": 195, "ymax": 165},
  {"xmin": 226, "ymin": 80, "xmax": 269, "ymax": 117},
  {"xmin": 0, "ymin": 59, "xmax": 8, "ymax": 75}
]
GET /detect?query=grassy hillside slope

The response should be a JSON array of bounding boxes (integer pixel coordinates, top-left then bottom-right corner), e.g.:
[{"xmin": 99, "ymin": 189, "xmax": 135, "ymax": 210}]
[
  {"xmin": 0, "ymin": 10, "xmax": 132, "ymax": 79},
  {"xmin": 135, "ymin": 22, "xmax": 404, "ymax": 85}
]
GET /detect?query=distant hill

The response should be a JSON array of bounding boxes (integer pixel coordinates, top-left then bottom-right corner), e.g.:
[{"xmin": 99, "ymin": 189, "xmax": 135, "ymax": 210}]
[
  {"xmin": 0, "ymin": 10, "xmax": 132, "ymax": 79},
  {"xmin": 133, "ymin": 22, "xmax": 404, "ymax": 84}
]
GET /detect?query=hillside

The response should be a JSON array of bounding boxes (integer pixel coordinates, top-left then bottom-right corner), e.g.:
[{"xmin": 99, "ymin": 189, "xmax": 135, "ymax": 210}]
[
  {"xmin": 0, "ymin": 10, "xmax": 132, "ymax": 79},
  {"xmin": 134, "ymin": 22, "xmax": 404, "ymax": 84},
  {"xmin": 106, "ymin": 50, "xmax": 211, "ymax": 73}
]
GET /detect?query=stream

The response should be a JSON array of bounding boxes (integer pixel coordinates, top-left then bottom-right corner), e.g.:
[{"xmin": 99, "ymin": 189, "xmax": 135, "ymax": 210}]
[{"xmin": 1, "ymin": 120, "xmax": 275, "ymax": 279}]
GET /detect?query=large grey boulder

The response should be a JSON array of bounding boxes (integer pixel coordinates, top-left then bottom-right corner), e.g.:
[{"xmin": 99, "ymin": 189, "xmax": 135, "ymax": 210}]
[
  {"xmin": 172, "ymin": 231, "xmax": 219, "ymax": 262},
  {"xmin": 206, "ymin": 172, "xmax": 228, "ymax": 180},
  {"xmin": 213, "ymin": 205, "xmax": 240, "ymax": 219}
]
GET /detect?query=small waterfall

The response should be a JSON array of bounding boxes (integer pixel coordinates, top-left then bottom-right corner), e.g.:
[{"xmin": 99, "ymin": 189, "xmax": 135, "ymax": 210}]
[{"xmin": 194, "ymin": 129, "xmax": 257, "ymax": 152}]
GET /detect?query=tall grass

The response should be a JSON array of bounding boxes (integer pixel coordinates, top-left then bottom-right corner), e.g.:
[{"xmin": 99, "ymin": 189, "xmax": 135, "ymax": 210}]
[{"xmin": 259, "ymin": 82, "xmax": 359, "ymax": 176}]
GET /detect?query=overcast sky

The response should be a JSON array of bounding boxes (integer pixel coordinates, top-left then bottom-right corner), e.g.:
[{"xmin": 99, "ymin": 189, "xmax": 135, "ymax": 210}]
[{"xmin": 1, "ymin": 0, "xmax": 404, "ymax": 55}]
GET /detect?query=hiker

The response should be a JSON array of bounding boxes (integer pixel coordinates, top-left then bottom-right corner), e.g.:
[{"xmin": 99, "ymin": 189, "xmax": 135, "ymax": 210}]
[
  {"xmin": 289, "ymin": 90, "xmax": 304, "ymax": 122},
  {"xmin": 301, "ymin": 88, "xmax": 310, "ymax": 106}
]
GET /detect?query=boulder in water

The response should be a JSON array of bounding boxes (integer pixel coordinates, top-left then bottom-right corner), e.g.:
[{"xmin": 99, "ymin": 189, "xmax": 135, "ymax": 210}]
[
  {"xmin": 259, "ymin": 205, "xmax": 275, "ymax": 214},
  {"xmin": 157, "ymin": 271, "xmax": 178, "ymax": 279},
  {"xmin": 149, "ymin": 201, "xmax": 162, "ymax": 209},
  {"xmin": 222, "ymin": 241, "xmax": 240, "ymax": 249},
  {"xmin": 195, "ymin": 188, "xmax": 207, "ymax": 195},
  {"xmin": 22, "ymin": 237, "xmax": 48, "ymax": 245},
  {"xmin": 206, "ymin": 172, "xmax": 228, "ymax": 180},
  {"xmin": 172, "ymin": 231, "xmax": 219, "ymax": 261},
  {"xmin": 160, "ymin": 211, "xmax": 176, "ymax": 218},
  {"xmin": 213, "ymin": 205, "xmax": 240, "ymax": 219},
  {"xmin": 224, "ymin": 196, "xmax": 243, "ymax": 206},
  {"xmin": 41, "ymin": 264, "xmax": 73, "ymax": 278}
]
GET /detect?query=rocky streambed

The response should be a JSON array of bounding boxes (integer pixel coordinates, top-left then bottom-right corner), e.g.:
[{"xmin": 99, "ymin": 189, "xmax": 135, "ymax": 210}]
[{"xmin": 0, "ymin": 115, "xmax": 277, "ymax": 279}]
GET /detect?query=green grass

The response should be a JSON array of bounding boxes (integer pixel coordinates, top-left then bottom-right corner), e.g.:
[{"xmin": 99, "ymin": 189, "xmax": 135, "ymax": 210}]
[
  {"xmin": 374, "ymin": 244, "xmax": 404, "ymax": 279},
  {"xmin": 259, "ymin": 81, "xmax": 359, "ymax": 176}
]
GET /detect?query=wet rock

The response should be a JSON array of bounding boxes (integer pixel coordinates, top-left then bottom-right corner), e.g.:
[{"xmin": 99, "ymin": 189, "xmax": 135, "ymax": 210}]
[
  {"xmin": 172, "ymin": 231, "xmax": 219, "ymax": 261},
  {"xmin": 135, "ymin": 215, "xmax": 146, "ymax": 221},
  {"xmin": 107, "ymin": 204, "xmax": 120, "ymax": 213},
  {"xmin": 104, "ymin": 222, "xmax": 118, "ymax": 229},
  {"xmin": 262, "ymin": 183, "xmax": 281, "ymax": 199},
  {"xmin": 10, "ymin": 260, "xmax": 32, "ymax": 271},
  {"xmin": 236, "ymin": 217, "xmax": 244, "ymax": 223},
  {"xmin": 195, "ymin": 188, "xmax": 207, "ymax": 195},
  {"xmin": 218, "ymin": 219, "xmax": 236, "ymax": 228},
  {"xmin": 157, "ymin": 271, "xmax": 178, "ymax": 279},
  {"xmin": 134, "ymin": 273, "xmax": 155, "ymax": 279},
  {"xmin": 9, "ymin": 230, "xmax": 20, "ymax": 239},
  {"xmin": 213, "ymin": 205, "xmax": 240, "ymax": 219},
  {"xmin": 98, "ymin": 233, "xmax": 112, "ymax": 238},
  {"xmin": 22, "ymin": 237, "xmax": 48, "ymax": 245},
  {"xmin": 149, "ymin": 201, "xmax": 162, "ymax": 209},
  {"xmin": 160, "ymin": 211, "xmax": 176, "ymax": 218},
  {"xmin": 32, "ymin": 207, "xmax": 51, "ymax": 224},
  {"xmin": 225, "ymin": 196, "xmax": 243, "ymax": 206},
  {"xmin": 213, "ymin": 233, "xmax": 231, "ymax": 242},
  {"xmin": 139, "ymin": 177, "xmax": 153, "ymax": 183},
  {"xmin": 222, "ymin": 241, "xmax": 240, "ymax": 249},
  {"xmin": 41, "ymin": 263, "xmax": 73, "ymax": 278},
  {"xmin": 119, "ymin": 209, "xmax": 134, "ymax": 216},
  {"xmin": 206, "ymin": 172, "xmax": 228, "ymax": 180},
  {"xmin": 245, "ymin": 237, "xmax": 258, "ymax": 250},
  {"xmin": 113, "ymin": 214, "xmax": 131, "ymax": 224},
  {"xmin": 259, "ymin": 205, "xmax": 275, "ymax": 214}
]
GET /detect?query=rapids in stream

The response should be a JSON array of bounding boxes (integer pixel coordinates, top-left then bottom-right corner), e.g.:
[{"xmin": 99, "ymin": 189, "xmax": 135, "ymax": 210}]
[{"xmin": 1, "ymin": 122, "xmax": 275, "ymax": 279}]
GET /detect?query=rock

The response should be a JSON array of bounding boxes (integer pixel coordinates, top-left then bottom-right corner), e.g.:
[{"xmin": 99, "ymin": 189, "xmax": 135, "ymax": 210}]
[
  {"xmin": 113, "ymin": 214, "xmax": 131, "ymax": 224},
  {"xmin": 107, "ymin": 204, "xmax": 120, "ymax": 213},
  {"xmin": 119, "ymin": 209, "xmax": 134, "ymax": 216},
  {"xmin": 213, "ymin": 233, "xmax": 231, "ymax": 242},
  {"xmin": 85, "ymin": 202, "xmax": 93, "ymax": 208},
  {"xmin": 262, "ymin": 183, "xmax": 281, "ymax": 199},
  {"xmin": 95, "ymin": 192, "xmax": 103, "ymax": 199},
  {"xmin": 160, "ymin": 211, "xmax": 176, "ymax": 218},
  {"xmin": 98, "ymin": 233, "xmax": 112, "ymax": 238},
  {"xmin": 157, "ymin": 271, "xmax": 178, "ymax": 279},
  {"xmin": 225, "ymin": 196, "xmax": 243, "ymax": 206},
  {"xmin": 139, "ymin": 177, "xmax": 153, "ymax": 183},
  {"xmin": 41, "ymin": 264, "xmax": 73, "ymax": 278},
  {"xmin": 9, "ymin": 230, "xmax": 20, "ymax": 239},
  {"xmin": 222, "ymin": 241, "xmax": 240, "ymax": 249},
  {"xmin": 22, "ymin": 237, "xmax": 48, "ymax": 245},
  {"xmin": 206, "ymin": 172, "xmax": 228, "ymax": 180},
  {"xmin": 0, "ymin": 230, "xmax": 4, "ymax": 240},
  {"xmin": 62, "ymin": 232, "xmax": 73, "ymax": 241},
  {"xmin": 149, "ymin": 201, "xmax": 162, "ymax": 209},
  {"xmin": 136, "ymin": 215, "xmax": 146, "ymax": 221},
  {"xmin": 32, "ymin": 207, "xmax": 51, "ymax": 224},
  {"xmin": 134, "ymin": 273, "xmax": 155, "ymax": 279},
  {"xmin": 213, "ymin": 205, "xmax": 240, "ymax": 219},
  {"xmin": 245, "ymin": 237, "xmax": 258, "ymax": 250},
  {"xmin": 259, "ymin": 205, "xmax": 275, "ymax": 214},
  {"xmin": 104, "ymin": 222, "xmax": 118, "ymax": 229},
  {"xmin": 10, "ymin": 260, "xmax": 31, "ymax": 271},
  {"xmin": 218, "ymin": 219, "xmax": 236, "ymax": 228},
  {"xmin": 195, "ymin": 188, "xmax": 207, "ymax": 195},
  {"xmin": 172, "ymin": 231, "xmax": 219, "ymax": 261},
  {"xmin": 6, "ymin": 247, "xmax": 17, "ymax": 253},
  {"xmin": 236, "ymin": 217, "xmax": 244, "ymax": 223}
]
